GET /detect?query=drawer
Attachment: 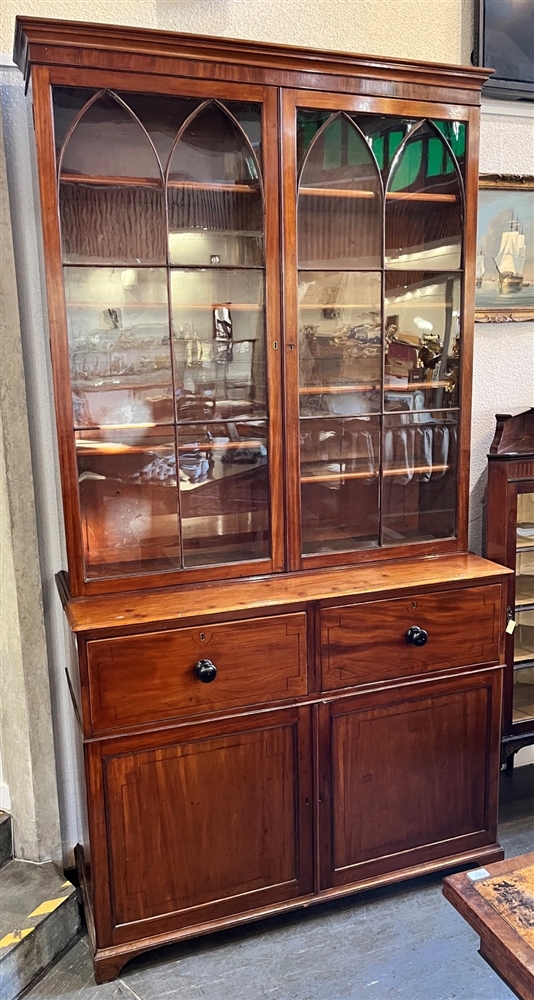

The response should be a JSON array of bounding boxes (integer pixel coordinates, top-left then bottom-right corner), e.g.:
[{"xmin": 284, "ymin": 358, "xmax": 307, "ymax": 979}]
[
  {"xmin": 86, "ymin": 613, "xmax": 307, "ymax": 732},
  {"xmin": 321, "ymin": 584, "xmax": 503, "ymax": 691}
]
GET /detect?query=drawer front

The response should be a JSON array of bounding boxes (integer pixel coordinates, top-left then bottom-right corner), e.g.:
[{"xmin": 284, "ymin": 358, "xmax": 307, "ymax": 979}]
[
  {"xmin": 87, "ymin": 613, "xmax": 307, "ymax": 732},
  {"xmin": 321, "ymin": 584, "xmax": 503, "ymax": 691}
]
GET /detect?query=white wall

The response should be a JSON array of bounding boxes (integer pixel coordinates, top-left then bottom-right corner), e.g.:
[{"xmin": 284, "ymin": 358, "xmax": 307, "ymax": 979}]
[
  {"xmin": 470, "ymin": 102, "xmax": 534, "ymax": 557},
  {"xmin": 0, "ymin": 2, "xmax": 532, "ymax": 856},
  {"xmin": 1, "ymin": 0, "xmax": 473, "ymax": 63}
]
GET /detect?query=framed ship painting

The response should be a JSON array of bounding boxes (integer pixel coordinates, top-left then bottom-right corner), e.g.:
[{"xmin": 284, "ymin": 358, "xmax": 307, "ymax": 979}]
[{"xmin": 475, "ymin": 175, "xmax": 534, "ymax": 322}]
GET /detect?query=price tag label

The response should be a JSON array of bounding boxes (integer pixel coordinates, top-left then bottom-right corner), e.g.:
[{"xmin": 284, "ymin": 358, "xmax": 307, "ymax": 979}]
[{"xmin": 506, "ymin": 618, "xmax": 517, "ymax": 635}]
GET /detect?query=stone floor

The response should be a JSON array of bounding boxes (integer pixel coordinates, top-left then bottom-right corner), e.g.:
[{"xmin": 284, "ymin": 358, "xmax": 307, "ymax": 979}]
[{"xmin": 24, "ymin": 772, "xmax": 534, "ymax": 1000}]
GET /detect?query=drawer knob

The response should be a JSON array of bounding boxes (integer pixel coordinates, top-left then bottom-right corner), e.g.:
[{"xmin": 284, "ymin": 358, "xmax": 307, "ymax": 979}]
[
  {"xmin": 194, "ymin": 658, "xmax": 218, "ymax": 683},
  {"xmin": 406, "ymin": 625, "xmax": 428, "ymax": 647}
]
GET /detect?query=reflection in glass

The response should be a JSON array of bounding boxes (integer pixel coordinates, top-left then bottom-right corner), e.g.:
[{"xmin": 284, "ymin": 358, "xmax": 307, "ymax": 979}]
[
  {"xmin": 513, "ymin": 661, "xmax": 534, "ymax": 723},
  {"xmin": 178, "ymin": 421, "xmax": 269, "ymax": 566},
  {"xmin": 59, "ymin": 92, "xmax": 166, "ymax": 265},
  {"xmin": 298, "ymin": 271, "xmax": 381, "ymax": 415},
  {"xmin": 167, "ymin": 102, "xmax": 263, "ymax": 267},
  {"xmin": 298, "ymin": 113, "xmax": 382, "ymax": 269},
  {"xmin": 116, "ymin": 92, "xmax": 202, "ymax": 171},
  {"xmin": 65, "ymin": 268, "xmax": 172, "ymax": 427},
  {"xmin": 75, "ymin": 427, "xmax": 179, "ymax": 578},
  {"xmin": 384, "ymin": 272, "xmax": 461, "ymax": 410},
  {"xmin": 300, "ymin": 416, "xmax": 379, "ymax": 554},
  {"xmin": 53, "ymin": 87, "xmax": 96, "ymax": 159},
  {"xmin": 385, "ymin": 122, "xmax": 463, "ymax": 270},
  {"xmin": 351, "ymin": 116, "xmax": 414, "ymax": 182},
  {"xmin": 170, "ymin": 269, "xmax": 265, "ymax": 421},
  {"xmin": 432, "ymin": 121, "xmax": 466, "ymax": 180},
  {"xmin": 381, "ymin": 410, "xmax": 458, "ymax": 544}
]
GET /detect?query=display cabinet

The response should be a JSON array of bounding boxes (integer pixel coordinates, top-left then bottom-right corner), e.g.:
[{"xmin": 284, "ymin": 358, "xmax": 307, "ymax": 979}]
[
  {"xmin": 14, "ymin": 17, "xmax": 510, "ymax": 983},
  {"xmin": 486, "ymin": 408, "xmax": 534, "ymax": 764}
]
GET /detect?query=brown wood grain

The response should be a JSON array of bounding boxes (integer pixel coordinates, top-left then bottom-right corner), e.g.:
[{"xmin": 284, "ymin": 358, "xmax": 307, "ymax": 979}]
[
  {"xmin": 87, "ymin": 707, "xmax": 313, "ymax": 944},
  {"xmin": 14, "ymin": 18, "xmax": 492, "ymax": 100},
  {"xmin": 319, "ymin": 667, "xmax": 503, "ymax": 890},
  {"xmin": 321, "ymin": 584, "xmax": 503, "ymax": 690},
  {"xmin": 443, "ymin": 853, "xmax": 534, "ymax": 1000},
  {"xmin": 62, "ymin": 553, "xmax": 510, "ymax": 633},
  {"xmin": 86, "ymin": 613, "xmax": 307, "ymax": 733}
]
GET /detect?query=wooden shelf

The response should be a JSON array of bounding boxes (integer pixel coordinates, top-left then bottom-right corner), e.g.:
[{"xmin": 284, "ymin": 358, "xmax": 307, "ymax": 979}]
[
  {"xmin": 301, "ymin": 463, "xmax": 449, "ymax": 484},
  {"xmin": 386, "ymin": 192, "xmax": 459, "ymax": 203},
  {"xmin": 298, "ymin": 187, "xmax": 458, "ymax": 203},
  {"xmin": 516, "ymin": 576, "xmax": 534, "ymax": 606},
  {"xmin": 61, "ymin": 173, "xmax": 258, "ymax": 193},
  {"xmin": 385, "ymin": 380, "xmax": 451, "ymax": 390},
  {"xmin": 299, "ymin": 384, "xmax": 379, "ymax": 395}
]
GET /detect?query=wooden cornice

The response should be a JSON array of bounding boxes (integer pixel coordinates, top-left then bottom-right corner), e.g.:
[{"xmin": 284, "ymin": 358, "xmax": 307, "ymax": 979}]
[{"xmin": 14, "ymin": 16, "xmax": 493, "ymax": 103}]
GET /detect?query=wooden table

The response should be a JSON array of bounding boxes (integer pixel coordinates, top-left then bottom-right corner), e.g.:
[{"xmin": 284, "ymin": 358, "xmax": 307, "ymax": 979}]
[{"xmin": 443, "ymin": 853, "xmax": 534, "ymax": 1000}]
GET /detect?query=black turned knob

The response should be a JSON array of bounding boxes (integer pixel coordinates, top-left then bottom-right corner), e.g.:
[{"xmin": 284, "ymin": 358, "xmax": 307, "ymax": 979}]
[
  {"xmin": 406, "ymin": 625, "xmax": 428, "ymax": 647},
  {"xmin": 194, "ymin": 658, "xmax": 217, "ymax": 683}
]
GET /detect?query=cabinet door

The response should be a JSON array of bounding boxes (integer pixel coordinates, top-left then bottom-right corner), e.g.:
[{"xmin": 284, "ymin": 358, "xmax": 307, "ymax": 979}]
[
  {"xmin": 317, "ymin": 669, "xmax": 502, "ymax": 891},
  {"xmin": 87, "ymin": 707, "xmax": 312, "ymax": 946},
  {"xmin": 281, "ymin": 91, "xmax": 468, "ymax": 570},
  {"xmin": 47, "ymin": 80, "xmax": 283, "ymax": 593}
]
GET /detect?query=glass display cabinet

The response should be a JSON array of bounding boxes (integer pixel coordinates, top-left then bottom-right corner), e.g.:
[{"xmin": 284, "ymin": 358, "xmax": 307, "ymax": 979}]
[
  {"xmin": 14, "ymin": 17, "xmax": 510, "ymax": 984},
  {"xmin": 486, "ymin": 408, "xmax": 534, "ymax": 764}
]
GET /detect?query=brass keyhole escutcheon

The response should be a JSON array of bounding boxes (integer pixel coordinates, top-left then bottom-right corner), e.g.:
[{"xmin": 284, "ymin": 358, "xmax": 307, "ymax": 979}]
[
  {"xmin": 199, "ymin": 632, "xmax": 205, "ymax": 641},
  {"xmin": 412, "ymin": 602, "xmax": 417, "ymax": 609}
]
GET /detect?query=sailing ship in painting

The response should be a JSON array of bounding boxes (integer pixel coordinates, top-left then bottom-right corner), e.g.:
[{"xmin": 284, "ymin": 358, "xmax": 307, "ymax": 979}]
[
  {"xmin": 476, "ymin": 247, "xmax": 485, "ymax": 288},
  {"xmin": 493, "ymin": 211, "xmax": 527, "ymax": 294}
]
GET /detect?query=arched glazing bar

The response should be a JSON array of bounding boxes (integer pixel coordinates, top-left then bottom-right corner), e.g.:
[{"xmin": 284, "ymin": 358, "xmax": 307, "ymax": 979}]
[
  {"xmin": 166, "ymin": 99, "xmax": 264, "ymax": 268},
  {"xmin": 296, "ymin": 112, "xmax": 383, "ymax": 557},
  {"xmin": 297, "ymin": 111, "xmax": 383, "ymax": 270},
  {"xmin": 58, "ymin": 89, "xmax": 166, "ymax": 264},
  {"xmin": 385, "ymin": 119, "xmax": 464, "ymax": 271}
]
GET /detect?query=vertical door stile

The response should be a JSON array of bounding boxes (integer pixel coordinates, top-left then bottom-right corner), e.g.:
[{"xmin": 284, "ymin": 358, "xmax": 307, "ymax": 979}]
[{"xmin": 280, "ymin": 90, "xmax": 303, "ymax": 571}]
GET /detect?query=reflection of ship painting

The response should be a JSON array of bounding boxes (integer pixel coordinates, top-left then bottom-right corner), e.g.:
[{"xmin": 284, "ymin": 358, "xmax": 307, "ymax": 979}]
[
  {"xmin": 476, "ymin": 247, "xmax": 485, "ymax": 288},
  {"xmin": 493, "ymin": 212, "xmax": 526, "ymax": 294}
]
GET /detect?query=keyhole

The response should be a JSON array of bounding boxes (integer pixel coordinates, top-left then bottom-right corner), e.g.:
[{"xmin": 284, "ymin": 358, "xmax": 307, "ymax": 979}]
[
  {"xmin": 199, "ymin": 632, "xmax": 205, "ymax": 641},
  {"xmin": 412, "ymin": 601, "xmax": 417, "ymax": 609}
]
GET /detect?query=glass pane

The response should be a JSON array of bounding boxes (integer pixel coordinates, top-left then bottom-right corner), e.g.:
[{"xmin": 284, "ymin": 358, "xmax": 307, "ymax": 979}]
[
  {"xmin": 384, "ymin": 272, "xmax": 461, "ymax": 410},
  {"xmin": 59, "ymin": 92, "xmax": 165, "ymax": 265},
  {"xmin": 75, "ymin": 427, "xmax": 179, "ymax": 579},
  {"xmin": 65, "ymin": 267, "xmax": 171, "ymax": 427},
  {"xmin": 515, "ymin": 608, "xmax": 534, "ymax": 667},
  {"xmin": 513, "ymin": 663, "xmax": 534, "ymax": 723},
  {"xmin": 516, "ymin": 493, "xmax": 534, "ymax": 609},
  {"xmin": 116, "ymin": 92, "xmax": 202, "ymax": 171},
  {"xmin": 351, "ymin": 116, "xmax": 415, "ymax": 180},
  {"xmin": 381, "ymin": 410, "xmax": 458, "ymax": 544},
  {"xmin": 52, "ymin": 87, "xmax": 95, "ymax": 159},
  {"xmin": 170, "ymin": 269, "xmax": 265, "ymax": 421},
  {"xmin": 168, "ymin": 102, "xmax": 263, "ymax": 267},
  {"xmin": 297, "ymin": 109, "xmax": 332, "ymax": 173},
  {"xmin": 300, "ymin": 416, "xmax": 379, "ymax": 554},
  {"xmin": 385, "ymin": 122, "xmax": 462, "ymax": 270},
  {"xmin": 221, "ymin": 102, "xmax": 262, "ymax": 162},
  {"xmin": 298, "ymin": 113, "xmax": 381, "ymax": 269},
  {"xmin": 178, "ymin": 421, "xmax": 269, "ymax": 566},
  {"xmin": 432, "ymin": 121, "xmax": 466, "ymax": 180},
  {"xmin": 298, "ymin": 271, "xmax": 381, "ymax": 416}
]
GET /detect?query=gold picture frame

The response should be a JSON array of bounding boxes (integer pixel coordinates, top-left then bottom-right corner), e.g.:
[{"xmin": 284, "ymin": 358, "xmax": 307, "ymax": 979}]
[{"xmin": 475, "ymin": 175, "xmax": 534, "ymax": 323}]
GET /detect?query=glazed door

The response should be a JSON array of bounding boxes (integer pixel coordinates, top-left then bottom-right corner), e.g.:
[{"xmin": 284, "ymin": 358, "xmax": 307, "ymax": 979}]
[
  {"xmin": 507, "ymin": 485, "xmax": 534, "ymax": 735},
  {"xmin": 39, "ymin": 76, "xmax": 282, "ymax": 593},
  {"xmin": 281, "ymin": 91, "xmax": 469, "ymax": 570},
  {"xmin": 87, "ymin": 707, "xmax": 313, "ymax": 946},
  {"xmin": 317, "ymin": 669, "xmax": 502, "ymax": 890}
]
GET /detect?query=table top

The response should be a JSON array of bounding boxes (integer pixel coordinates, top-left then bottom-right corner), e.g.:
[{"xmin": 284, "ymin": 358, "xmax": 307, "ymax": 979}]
[{"xmin": 443, "ymin": 853, "xmax": 534, "ymax": 1000}]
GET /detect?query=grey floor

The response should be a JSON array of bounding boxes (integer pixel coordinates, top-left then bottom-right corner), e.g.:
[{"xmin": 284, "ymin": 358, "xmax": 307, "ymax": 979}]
[{"xmin": 25, "ymin": 772, "xmax": 534, "ymax": 1000}]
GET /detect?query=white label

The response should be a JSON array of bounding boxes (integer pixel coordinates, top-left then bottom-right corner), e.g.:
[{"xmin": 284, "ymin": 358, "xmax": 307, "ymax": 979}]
[
  {"xmin": 467, "ymin": 868, "xmax": 490, "ymax": 882},
  {"xmin": 506, "ymin": 619, "xmax": 517, "ymax": 634}
]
